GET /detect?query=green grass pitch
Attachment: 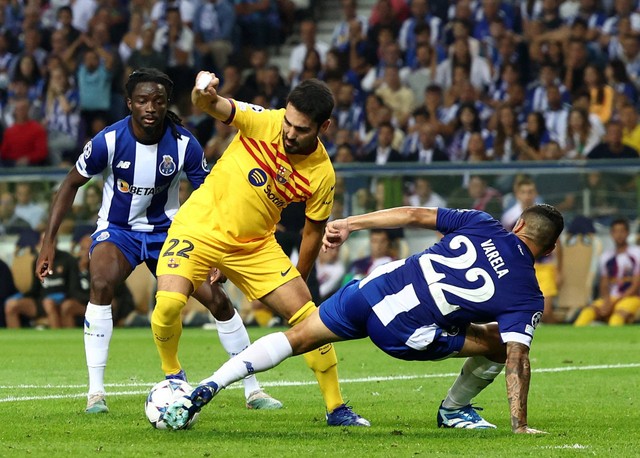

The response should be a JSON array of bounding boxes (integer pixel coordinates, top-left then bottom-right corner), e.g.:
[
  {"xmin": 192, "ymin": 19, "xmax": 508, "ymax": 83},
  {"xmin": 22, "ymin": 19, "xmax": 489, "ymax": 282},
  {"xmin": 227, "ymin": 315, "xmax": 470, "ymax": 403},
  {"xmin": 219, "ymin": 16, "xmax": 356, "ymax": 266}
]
[{"xmin": 1, "ymin": 325, "xmax": 639, "ymax": 457}]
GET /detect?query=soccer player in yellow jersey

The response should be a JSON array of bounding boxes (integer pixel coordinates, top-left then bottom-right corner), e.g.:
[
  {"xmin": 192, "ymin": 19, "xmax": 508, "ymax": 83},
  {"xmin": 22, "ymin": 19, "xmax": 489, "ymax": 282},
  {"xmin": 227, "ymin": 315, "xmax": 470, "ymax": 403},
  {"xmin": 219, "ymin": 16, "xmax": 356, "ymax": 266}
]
[{"xmin": 151, "ymin": 74, "xmax": 369, "ymax": 426}]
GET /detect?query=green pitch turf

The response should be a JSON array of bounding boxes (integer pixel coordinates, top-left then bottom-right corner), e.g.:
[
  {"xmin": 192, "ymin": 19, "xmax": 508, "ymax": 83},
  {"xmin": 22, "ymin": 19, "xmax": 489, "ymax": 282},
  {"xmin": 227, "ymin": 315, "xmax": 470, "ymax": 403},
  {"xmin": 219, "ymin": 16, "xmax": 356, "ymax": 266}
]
[{"xmin": 1, "ymin": 325, "xmax": 639, "ymax": 457}]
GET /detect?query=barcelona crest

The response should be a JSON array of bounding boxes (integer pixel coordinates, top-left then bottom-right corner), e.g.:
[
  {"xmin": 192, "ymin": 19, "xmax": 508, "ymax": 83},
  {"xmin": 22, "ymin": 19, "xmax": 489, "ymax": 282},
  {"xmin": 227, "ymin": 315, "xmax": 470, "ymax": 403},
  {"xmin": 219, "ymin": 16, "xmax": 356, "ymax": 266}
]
[{"xmin": 276, "ymin": 165, "xmax": 291, "ymax": 184}]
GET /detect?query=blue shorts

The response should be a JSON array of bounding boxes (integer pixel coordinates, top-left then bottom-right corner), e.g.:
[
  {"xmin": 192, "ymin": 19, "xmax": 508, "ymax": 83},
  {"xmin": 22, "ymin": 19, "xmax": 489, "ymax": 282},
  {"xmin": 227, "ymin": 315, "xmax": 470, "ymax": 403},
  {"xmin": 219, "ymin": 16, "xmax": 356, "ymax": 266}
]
[
  {"xmin": 43, "ymin": 292, "xmax": 66, "ymax": 305},
  {"xmin": 91, "ymin": 227, "xmax": 167, "ymax": 274},
  {"xmin": 319, "ymin": 280, "xmax": 466, "ymax": 361}
]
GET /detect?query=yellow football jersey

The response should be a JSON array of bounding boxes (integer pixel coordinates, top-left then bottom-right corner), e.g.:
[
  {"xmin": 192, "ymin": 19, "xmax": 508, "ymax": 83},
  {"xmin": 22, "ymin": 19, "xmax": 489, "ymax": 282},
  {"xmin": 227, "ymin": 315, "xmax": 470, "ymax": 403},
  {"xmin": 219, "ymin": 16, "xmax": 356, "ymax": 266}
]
[{"xmin": 174, "ymin": 100, "xmax": 336, "ymax": 244}]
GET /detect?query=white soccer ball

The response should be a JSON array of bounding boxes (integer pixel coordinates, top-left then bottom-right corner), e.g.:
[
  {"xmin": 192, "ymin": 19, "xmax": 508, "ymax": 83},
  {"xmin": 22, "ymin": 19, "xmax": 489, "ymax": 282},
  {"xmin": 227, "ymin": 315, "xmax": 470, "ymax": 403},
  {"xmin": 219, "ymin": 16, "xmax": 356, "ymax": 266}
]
[{"xmin": 145, "ymin": 379, "xmax": 199, "ymax": 430}]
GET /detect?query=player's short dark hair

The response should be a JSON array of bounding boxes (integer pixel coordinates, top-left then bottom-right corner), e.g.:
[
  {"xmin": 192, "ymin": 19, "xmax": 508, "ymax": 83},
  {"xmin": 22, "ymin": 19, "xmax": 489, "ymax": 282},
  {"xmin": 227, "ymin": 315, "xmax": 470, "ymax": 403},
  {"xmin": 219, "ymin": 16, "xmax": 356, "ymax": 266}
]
[
  {"xmin": 286, "ymin": 78, "xmax": 335, "ymax": 126},
  {"xmin": 521, "ymin": 204, "xmax": 564, "ymax": 253}
]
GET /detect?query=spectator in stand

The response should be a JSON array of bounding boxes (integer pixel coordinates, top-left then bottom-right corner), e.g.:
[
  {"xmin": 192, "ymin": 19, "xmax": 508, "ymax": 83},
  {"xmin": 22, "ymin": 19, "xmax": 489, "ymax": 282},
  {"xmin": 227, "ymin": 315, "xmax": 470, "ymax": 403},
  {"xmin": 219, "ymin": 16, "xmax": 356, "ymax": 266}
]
[
  {"xmin": 574, "ymin": 217, "xmax": 640, "ymax": 326},
  {"xmin": 126, "ymin": 23, "xmax": 166, "ymax": 74},
  {"xmin": 561, "ymin": 107, "xmax": 604, "ymax": 158},
  {"xmin": 76, "ymin": 40, "xmax": 115, "ymax": 129},
  {"xmin": 360, "ymin": 121, "xmax": 404, "ymax": 163},
  {"xmin": 399, "ymin": 0, "xmax": 442, "ymax": 58},
  {"xmin": 473, "ymin": 0, "xmax": 516, "ymax": 43},
  {"xmin": 600, "ymin": 0, "xmax": 640, "ymax": 52},
  {"xmin": 0, "ymin": 191, "xmax": 31, "ymax": 236},
  {"xmin": 359, "ymin": 101, "xmax": 405, "ymax": 155},
  {"xmin": 316, "ymin": 244, "xmax": 346, "ymax": 303},
  {"xmin": 55, "ymin": 6, "xmax": 81, "ymax": 46},
  {"xmin": 193, "ymin": 0, "xmax": 236, "ymax": 74},
  {"xmin": 5, "ymin": 233, "xmax": 79, "ymax": 329},
  {"xmin": 14, "ymin": 183, "xmax": 48, "ymax": 232},
  {"xmin": 447, "ymin": 102, "xmax": 483, "ymax": 162},
  {"xmin": 464, "ymin": 131, "xmax": 491, "ymax": 162},
  {"xmin": 563, "ymin": 38, "xmax": 590, "ymax": 97},
  {"xmin": 526, "ymin": 62, "xmax": 571, "ymax": 114},
  {"xmin": 293, "ymin": 48, "xmax": 324, "ymax": 87},
  {"xmin": 118, "ymin": 11, "xmax": 145, "ymax": 66},
  {"xmin": 257, "ymin": 65, "xmax": 289, "ymax": 109},
  {"xmin": 71, "ymin": 0, "xmax": 99, "ymax": 34},
  {"xmin": 605, "ymin": 58, "xmax": 638, "ymax": 107},
  {"xmin": 615, "ymin": 33, "xmax": 640, "ymax": 88},
  {"xmin": 0, "ymin": 33, "xmax": 14, "ymax": 97},
  {"xmin": 541, "ymin": 84, "xmax": 569, "ymax": 142},
  {"xmin": 448, "ymin": 175, "xmax": 503, "ymax": 219},
  {"xmin": 0, "ymin": 257, "xmax": 18, "ymax": 328},
  {"xmin": 516, "ymin": 111, "xmax": 552, "ymax": 161},
  {"xmin": 331, "ymin": 0, "xmax": 368, "ymax": 50},
  {"xmin": 374, "ymin": 64, "xmax": 415, "ymax": 128},
  {"xmin": 288, "ymin": 20, "xmax": 330, "ymax": 86},
  {"xmin": 404, "ymin": 176, "xmax": 447, "ymax": 208},
  {"xmin": 405, "ymin": 122, "xmax": 449, "ymax": 163},
  {"xmin": 10, "ymin": 54, "xmax": 45, "ymax": 104},
  {"xmin": 621, "ymin": 103, "xmax": 640, "ymax": 152},
  {"xmin": 204, "ymin": 119, "xmax": 238, "ymax": 165},
  {"xmin": 588, "ymin": 119, "xmax": 640, "ymax": 159},
  {"xmin": 43, "ymin": 66, "xmax": 81, "ymax": 166},
  {"xmin": 489, "ymin": 104, "xmax": 523, "ymax": 162},
  {"xmin": 368, "ymin": 0, "xmax": 406, "ymax": 42},
  {"xmin": 0, "ymin": 97, "xmax": 48, "ymax": 166},
  {"xmin": 72, "ymin": 182, "xmax": 102, "ymax": 227},
  {"xmin": 435, "ymin": 37, "xmax": 492, "ymax": 92},
  {"xmin": 333, "ymin": 81, "xmax": 365, "ymax": 134},
  {"xmin": 405, "ymin": 42, "xmax": 437, "ymax": 105},
  {"xmin": 569, "ymin": 0, "xmax": 606, "ymax": 42},
  {"xmin": 584, "ymin": 63, "xmax": 614, "ymax": 124},
  {"xmin": 346, "ymin": 228, "xmax": 396, "ymax": 281}
]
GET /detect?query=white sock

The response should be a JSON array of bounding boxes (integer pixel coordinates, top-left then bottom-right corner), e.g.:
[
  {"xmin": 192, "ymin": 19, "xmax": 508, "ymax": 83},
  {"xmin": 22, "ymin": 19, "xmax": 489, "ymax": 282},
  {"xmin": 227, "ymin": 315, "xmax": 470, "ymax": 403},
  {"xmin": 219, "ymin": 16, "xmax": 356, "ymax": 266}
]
[
  {"xmin": 84, "ymin": 303, "xmax": 113, "ymax": 396},
  {"xmin": 442, "ymin": 356, "xmax": 504, "ymax": 409},
  {"xmin": 200, "ymin": 332, "xmax": 292, "ymax": 389},
  {"xmin": 215, "ymin": 310, "xmax": 261, "ymax": 398}
]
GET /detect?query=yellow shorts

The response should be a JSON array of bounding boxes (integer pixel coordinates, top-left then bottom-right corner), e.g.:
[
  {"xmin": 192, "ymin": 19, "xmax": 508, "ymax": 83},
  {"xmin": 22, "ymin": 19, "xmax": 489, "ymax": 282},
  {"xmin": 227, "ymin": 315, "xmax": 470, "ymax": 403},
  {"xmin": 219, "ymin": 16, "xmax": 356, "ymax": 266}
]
[
  {"xmin": 534, "ymin": 263, "xmax": 558, "ymax": 297},
  {"xmin": 156, "ymin": 220, "xmax": 299, "ymax": 301},
  {"xmin": 592, "ymin": 296, "xmax": 640, "ymax": 315}
]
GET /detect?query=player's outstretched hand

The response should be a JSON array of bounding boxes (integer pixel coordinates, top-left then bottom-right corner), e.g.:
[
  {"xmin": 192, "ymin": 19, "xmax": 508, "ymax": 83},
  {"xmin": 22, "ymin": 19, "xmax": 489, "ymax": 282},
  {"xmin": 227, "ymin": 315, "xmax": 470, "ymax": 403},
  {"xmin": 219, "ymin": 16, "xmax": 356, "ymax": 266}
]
[
  {"xmin": 191, "ymin": 71, "xmax": 219, "ymax": 109},
  {"xmin": 514, "ymin": 426, "xmax": 547, "ymax": 434},
  {"xmin": 322, "ymin": 218, "xmax": 350, "ymax": 252},
  {"xmin": 35, "ymin": 243, "xmax": 56, "ymax": 282}
]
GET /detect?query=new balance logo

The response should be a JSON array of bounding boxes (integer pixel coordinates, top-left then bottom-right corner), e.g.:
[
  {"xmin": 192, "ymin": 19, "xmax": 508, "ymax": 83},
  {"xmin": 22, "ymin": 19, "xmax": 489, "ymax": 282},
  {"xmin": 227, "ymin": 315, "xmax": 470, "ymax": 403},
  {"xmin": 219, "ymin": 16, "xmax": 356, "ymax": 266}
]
[{"xmin": 116, "ymin": 160, "xmax": 131, "ymax": 169}]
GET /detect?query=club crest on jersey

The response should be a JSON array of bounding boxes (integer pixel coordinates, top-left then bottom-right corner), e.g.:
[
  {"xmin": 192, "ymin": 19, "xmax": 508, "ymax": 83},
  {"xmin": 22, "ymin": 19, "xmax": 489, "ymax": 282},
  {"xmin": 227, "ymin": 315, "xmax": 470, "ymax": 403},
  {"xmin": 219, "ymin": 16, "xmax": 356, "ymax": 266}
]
[
  {"xmin": 159, "ymin": 155, "xmax": 176, "ymax": 176},
  {"xmin": 248, "ymin": 168, "xmax": 268, "ymax": 186},
  {"xmin": 117, "ymin": 179, "xmax": 130, "ymax": 193},
  {"xmin": 83, "ymin": 141, "xmax": 92, "ymax": 159},
  {"xmin": 167, "ymin": 257, "xmax": 180, "ymax": 268},
  {"xmin": 96, "ymin": 231, "xmax": 110, "ymax": 242},
  {"xmin": 201, "ymin": 156, "xmax": 209, "ymax": 172},
  {"xmin": 276, "ymin": 165, "xmax": 291, "ymax": 184}
]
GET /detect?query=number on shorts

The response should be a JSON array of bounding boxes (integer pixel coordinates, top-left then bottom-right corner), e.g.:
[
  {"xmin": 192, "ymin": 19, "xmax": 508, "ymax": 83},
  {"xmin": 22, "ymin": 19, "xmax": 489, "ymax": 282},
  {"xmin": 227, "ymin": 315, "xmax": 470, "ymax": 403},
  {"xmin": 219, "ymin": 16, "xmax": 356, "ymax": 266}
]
[{"xmin": 162, "ymin": 239, "xmax": 194, "ymax": 259}]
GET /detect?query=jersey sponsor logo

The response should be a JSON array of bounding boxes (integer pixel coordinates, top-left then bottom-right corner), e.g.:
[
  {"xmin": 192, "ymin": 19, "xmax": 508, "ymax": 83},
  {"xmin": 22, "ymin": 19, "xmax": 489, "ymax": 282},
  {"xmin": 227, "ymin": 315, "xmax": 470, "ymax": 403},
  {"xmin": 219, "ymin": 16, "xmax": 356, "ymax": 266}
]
[
  {"xmin": 83, "ymin": 141, "xmax": 92, "ymax": 159},
  {"xmin": 276, "ymin": 165, "xmax": 291, "ymax": 184},
  {"xmin": 96, "ymin": 231, "xmax": 110, "ymax": 242},
  {"xmin": 248, "ymin": 168, "xmax": 268, "ymax": 186},
  {"xmin": 115, "ymin": 160, "xmax": 131, "ymax": 169},
  {"xmin": 264, "ymin": 184, "xmax": 285, "ymax": 208},
  {"xmin": 117, "ymin": 179, "xmax": 170, "ymax": 196},
  {"xmin": 159, "ymin": 155, "xmax": 177, "ymax": 176}
]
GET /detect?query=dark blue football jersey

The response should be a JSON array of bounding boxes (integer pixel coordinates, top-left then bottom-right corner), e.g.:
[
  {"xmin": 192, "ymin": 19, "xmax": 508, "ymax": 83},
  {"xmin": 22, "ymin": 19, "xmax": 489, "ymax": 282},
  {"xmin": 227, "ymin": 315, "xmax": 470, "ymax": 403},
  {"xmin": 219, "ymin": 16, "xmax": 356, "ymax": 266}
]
[{"xmin": 358, "ymin": 208, "xmax": 544, "ymax": 347}]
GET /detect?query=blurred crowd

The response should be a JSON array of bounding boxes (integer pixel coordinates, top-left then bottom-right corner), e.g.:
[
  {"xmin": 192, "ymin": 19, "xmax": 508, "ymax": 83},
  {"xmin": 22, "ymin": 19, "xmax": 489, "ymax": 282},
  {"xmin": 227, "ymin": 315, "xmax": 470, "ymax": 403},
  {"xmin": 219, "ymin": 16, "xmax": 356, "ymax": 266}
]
[{"xmin": 3, "ymin": 0, "xmax": 640, "ymax": 328}]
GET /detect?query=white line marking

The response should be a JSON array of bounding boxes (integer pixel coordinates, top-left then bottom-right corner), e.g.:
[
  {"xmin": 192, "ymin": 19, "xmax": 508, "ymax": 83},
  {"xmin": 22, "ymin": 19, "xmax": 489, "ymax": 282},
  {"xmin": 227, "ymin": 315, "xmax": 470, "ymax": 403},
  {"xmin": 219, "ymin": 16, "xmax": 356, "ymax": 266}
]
[{"xmin": 1, "ymin": 363, "xmax": 638, "ymax": 403}]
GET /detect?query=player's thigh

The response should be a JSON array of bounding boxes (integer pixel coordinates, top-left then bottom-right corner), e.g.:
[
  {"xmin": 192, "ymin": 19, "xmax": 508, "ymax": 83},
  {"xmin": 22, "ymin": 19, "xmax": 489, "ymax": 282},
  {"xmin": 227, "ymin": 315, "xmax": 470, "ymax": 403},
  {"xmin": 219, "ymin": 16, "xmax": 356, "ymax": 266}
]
[
  {"xmin": 90, "ymin": 240, "xmax": 134, "ymax": 294},
  {"xmin": 457, "ymin": 323, "xmax": 506, "ymax": 361},
  {"xmin": 156, "ymin": 228, "xmax": 214, "ymax": 296},
  {"xmin": 286, "ymin": 309, "xmax": 345, "ymax": 355},
  {"xmin": 614, "ymin": 296, "xmax": 640, "ymax": 315},
  {"xmin": 260, "ymin": 276, "xmax": 312, "ymax": 321}
]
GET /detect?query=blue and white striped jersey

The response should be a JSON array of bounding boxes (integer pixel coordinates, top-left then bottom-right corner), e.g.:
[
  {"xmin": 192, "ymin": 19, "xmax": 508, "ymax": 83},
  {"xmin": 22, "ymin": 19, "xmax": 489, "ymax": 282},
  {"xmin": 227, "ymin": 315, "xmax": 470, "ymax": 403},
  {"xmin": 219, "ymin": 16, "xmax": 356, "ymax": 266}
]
[
  {"xmin": 76, "ymin": 116, "xmax": 208, "ymax": 233},
  {"xmin": 358, "ymin": 208, "xmax": 544, "ymax": 348}
]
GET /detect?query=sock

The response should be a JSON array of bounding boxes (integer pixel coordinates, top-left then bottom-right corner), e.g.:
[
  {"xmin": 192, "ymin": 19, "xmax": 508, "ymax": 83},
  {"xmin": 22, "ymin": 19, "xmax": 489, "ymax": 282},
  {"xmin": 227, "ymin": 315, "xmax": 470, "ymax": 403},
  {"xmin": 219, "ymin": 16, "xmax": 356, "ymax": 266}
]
[
  {"xmin": 215, "ymin": 310, "xmax": 261, "ymax": 398},
  {"xmin": 289, "ymin": 301, "xmax": 344, "ymax": 412},
  {"xmin": 442, "ymin": 356, "xmax": 505, "ymax": 409},
  {"xmin": 151, "ymin": 291, "xmax": 187, "ymax": 375},
  {"xmin": 253, "ymin": 308, "xmax": 274, "ymax": 327},
  {"xmin": 84, "ymin": 303, "xmax": 113, "ymax": 396},
  {"xmin": 608, "ymin": 313, "xmax": 625, "ymax": 326},
  {"xmin": 574, "ymin": 307, "xmax": 597, "ymax": 327},
  {"xmin": 200, "ymin": 332, "xmax": 292, "ymax": 388}
]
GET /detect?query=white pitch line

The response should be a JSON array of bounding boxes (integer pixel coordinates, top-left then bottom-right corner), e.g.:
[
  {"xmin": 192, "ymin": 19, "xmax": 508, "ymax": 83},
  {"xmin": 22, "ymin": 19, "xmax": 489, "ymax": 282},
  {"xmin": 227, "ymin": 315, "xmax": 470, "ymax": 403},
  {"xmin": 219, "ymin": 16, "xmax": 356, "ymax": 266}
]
[{"xmin": 1, "ymin": 362, "xmax": 638, "ymax": 403}]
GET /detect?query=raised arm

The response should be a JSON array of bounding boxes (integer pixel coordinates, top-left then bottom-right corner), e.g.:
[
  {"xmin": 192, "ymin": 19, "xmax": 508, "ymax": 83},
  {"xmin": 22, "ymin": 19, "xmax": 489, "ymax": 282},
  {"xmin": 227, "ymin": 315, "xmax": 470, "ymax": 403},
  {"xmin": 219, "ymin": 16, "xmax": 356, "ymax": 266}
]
[
  {"xmin": 191, "ymin": 72, "xmax": 234, "ymax": 122},
  {"xmin": 36, "ymin": 168, "xmax": 90, "ymax": 281},
  {"xmin": 505, "ymin": 341, "xmax": 545, "ymax": 434},
  {"xmin": 323, "ymin": 206, "xmax": 438, "ymax": 250}
]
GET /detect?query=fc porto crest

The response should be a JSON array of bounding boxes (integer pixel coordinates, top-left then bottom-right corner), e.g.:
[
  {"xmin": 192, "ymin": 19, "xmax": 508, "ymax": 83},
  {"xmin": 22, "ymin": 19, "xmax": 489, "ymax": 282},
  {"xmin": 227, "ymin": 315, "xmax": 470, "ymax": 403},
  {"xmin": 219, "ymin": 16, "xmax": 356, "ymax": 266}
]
[
  {"xmin": 276, "ymin": 165, "xmax": 291, "ymax": 184},
  {"xmin": 159, "ymin": 155, "xmax": 176, "ymax": 176}
]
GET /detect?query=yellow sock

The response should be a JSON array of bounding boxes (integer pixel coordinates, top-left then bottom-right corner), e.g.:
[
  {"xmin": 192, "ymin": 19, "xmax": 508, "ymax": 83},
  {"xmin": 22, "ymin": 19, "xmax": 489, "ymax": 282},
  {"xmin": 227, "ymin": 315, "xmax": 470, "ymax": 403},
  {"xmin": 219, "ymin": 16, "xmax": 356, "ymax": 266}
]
[
  {"xmin": 289, "ymin": 301, "xmax": 344, "ymax": 412},
  {"xmin": 574, "ymin": 307, "xmax": 597, "ymax": 327},
  {"xmin": 151, "ymin": 291, "xmax": 187, "ymax": 375},
  {"xmin": 608, "ymin": 313, "xmax": 625, "ymax": 326},
  {"xmin": 253, "ymin": 308, "xmax": 274, "ymax": 327}
]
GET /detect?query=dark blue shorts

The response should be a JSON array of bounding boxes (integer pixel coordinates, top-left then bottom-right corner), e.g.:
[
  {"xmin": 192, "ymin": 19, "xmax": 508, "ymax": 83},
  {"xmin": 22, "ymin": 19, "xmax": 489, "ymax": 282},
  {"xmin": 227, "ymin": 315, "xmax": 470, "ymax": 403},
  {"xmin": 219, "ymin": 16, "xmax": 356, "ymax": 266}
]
[
  {"xmin": 91, "ymin": 227, "xmax": 167, "ymax": 274},
  {"xmin": 319, "ymin": 280, "xmax": 466, "ymax": 361}
]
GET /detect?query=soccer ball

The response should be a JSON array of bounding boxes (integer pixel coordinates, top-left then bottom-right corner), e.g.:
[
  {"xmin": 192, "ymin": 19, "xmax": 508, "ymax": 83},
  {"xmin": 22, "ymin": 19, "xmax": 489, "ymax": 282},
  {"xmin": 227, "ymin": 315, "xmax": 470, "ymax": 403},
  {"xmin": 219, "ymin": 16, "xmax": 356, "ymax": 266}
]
[{"xmin": 145, "ymin": 379, "xmax": 199, "ymax": 429}]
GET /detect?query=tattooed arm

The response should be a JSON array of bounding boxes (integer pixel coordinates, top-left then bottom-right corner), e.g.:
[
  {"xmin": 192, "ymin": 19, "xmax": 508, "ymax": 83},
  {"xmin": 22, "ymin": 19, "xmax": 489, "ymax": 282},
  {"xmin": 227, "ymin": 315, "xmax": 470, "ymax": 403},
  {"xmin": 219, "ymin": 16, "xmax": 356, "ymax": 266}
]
[{"xmin": 505, "ymin": 341, "xmax": 546, "ymax": 434}]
